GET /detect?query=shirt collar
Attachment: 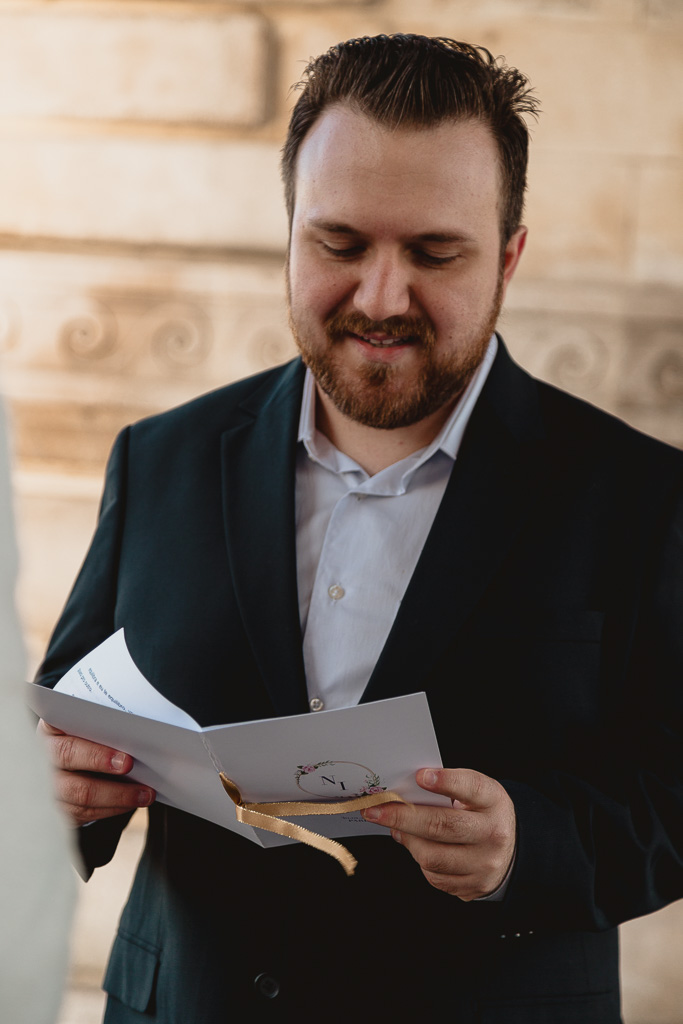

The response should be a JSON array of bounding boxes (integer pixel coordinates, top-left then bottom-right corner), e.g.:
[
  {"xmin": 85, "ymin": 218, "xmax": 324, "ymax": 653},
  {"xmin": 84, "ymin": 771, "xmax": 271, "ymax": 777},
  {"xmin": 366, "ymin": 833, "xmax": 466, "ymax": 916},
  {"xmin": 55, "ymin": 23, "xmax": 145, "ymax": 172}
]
[{"xmin": 298, "ymin": 333, "xmax": 498, "ymax": 485}]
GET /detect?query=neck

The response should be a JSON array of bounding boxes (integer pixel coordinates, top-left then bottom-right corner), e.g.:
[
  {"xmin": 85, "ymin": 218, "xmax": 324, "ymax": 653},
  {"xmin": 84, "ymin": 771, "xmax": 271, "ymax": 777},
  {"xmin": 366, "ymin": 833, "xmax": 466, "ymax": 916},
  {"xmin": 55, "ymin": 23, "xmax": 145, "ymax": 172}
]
[{"xmin": 314, "ymin": 387, "xmax": 457, "ymax": 475}]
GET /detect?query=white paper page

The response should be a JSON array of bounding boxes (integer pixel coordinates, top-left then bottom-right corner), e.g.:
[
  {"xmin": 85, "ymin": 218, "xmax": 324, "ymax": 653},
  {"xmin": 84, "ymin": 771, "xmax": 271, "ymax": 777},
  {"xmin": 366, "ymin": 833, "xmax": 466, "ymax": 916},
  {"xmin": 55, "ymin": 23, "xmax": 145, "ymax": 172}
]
[
  {"xmin": 28, "ymin": 680, "xmax": 448, "ymax": 848},
  {"xmin": 53, "ymin": 629, "xmax": 199, "ymax": 730},
  {"xmin": 30, "ymin": 630, "xmax": 448, "ymax": 850},
  {"xmin": 202, "ymin": 691, "xmax": 448, "ymax": 844},
  {"xmin": 28, "ymin": 682, "xmax": 263, "ymax": 845}
]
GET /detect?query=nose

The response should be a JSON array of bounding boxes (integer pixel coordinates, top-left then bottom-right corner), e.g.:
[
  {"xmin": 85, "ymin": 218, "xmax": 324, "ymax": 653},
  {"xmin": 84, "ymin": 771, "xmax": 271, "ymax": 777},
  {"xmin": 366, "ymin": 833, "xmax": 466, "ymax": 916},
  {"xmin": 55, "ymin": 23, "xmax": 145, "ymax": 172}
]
[{"xmin": 352, "ymin": 252, "xmax": 412, "ymax": 322}]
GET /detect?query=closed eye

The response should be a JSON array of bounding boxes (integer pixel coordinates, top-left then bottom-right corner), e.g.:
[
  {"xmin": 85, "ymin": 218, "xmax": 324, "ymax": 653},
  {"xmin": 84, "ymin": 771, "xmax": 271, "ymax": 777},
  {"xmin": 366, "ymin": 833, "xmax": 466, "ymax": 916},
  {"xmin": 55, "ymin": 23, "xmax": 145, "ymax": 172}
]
[
  {"xmin": 414, "ymin": 250, "xmax": 462, "ymax": 267},
  {"xmin": 320, "ymin": 241, "xmax": 364, "ymax": 259}
]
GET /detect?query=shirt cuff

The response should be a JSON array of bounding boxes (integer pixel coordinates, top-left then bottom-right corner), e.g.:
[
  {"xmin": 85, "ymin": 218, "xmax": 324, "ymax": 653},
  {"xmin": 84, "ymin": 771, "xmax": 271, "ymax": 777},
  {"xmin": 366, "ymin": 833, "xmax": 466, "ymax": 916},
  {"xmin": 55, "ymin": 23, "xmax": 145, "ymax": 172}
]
[{"xmin": 473, "ymin": 849, "xmax": 516, "ymax": 902}]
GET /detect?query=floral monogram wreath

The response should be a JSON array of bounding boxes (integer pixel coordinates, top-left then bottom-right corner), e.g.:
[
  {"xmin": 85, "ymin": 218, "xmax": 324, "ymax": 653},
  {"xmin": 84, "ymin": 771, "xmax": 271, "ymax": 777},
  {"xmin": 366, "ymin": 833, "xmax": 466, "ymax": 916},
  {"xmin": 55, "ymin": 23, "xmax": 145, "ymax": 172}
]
[{"xmin": 294, "ymin": 760, "xmax": 386, "ymax": 796}]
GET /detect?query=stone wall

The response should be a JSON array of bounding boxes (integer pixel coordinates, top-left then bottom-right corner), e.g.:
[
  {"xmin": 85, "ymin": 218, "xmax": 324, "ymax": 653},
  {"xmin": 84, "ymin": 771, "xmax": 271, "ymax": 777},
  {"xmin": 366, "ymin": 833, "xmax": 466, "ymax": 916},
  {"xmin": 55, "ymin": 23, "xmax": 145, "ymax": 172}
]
[{"xmin": 1, "ymin": 3, "xmax": 681, "ymax": 1022}]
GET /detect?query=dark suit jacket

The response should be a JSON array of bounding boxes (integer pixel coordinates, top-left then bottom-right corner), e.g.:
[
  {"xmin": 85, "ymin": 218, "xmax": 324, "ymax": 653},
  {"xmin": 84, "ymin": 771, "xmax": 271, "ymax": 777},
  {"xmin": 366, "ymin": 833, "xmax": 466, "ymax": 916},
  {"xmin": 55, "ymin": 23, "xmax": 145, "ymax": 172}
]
[{"xmin": 38, "ymin": 341, "xmax": 683, "ymax": 1023}]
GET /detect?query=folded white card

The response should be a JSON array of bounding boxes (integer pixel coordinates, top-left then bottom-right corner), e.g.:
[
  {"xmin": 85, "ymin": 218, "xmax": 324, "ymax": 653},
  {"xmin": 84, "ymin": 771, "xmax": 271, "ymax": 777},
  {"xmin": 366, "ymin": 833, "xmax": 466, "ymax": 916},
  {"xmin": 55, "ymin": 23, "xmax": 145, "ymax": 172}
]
[{"xmin": 27, "ymin": 630, "xmax": 447, "ymax": 847}]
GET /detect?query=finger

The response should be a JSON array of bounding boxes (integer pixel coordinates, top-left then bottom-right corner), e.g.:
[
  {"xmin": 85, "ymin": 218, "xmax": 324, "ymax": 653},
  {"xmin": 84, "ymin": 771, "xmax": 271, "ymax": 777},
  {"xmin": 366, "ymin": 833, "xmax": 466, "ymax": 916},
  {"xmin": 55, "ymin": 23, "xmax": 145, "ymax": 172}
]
[
  {"xmin": 417, "ymin": 768, "xmax": 501, "ymax": 810},
  {"xmin": 391, "ymin": 828, "xmax": 488, "ymax": 899},
  {"xmin": 393, "ymin": 832, "xmax": 510, "ymax": 901},
  {"xmin": 362, "ymin": 799, "xmax": 479, "ymax": 844},
  {"xmin": 420, "ymin": 867, "xmax": 493, "ymax": 902},
  {"xmin": 39, "ymin": 722, "xmax": 134, "ymax": 776},
  {"xmin": 395, "ymin": 829, "xmax": 501, "ymax": 879},
  {"xmin": 57, "ymin": 770, "xmax": 155, "ymax": 826},
  {"xmin": 39, "ymin": 720, "xmax": 66, "ymax": 737}
]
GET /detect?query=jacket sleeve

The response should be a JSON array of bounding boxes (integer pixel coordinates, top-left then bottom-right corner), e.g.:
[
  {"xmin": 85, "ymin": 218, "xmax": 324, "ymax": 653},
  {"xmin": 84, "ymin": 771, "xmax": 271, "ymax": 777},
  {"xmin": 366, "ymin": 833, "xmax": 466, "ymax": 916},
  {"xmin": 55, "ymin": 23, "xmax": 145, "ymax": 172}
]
[
  {"xmin": 36, "ymin": 427, "xmax": 134, "ymax": 879},
  {"xmin": 501, "ymin": 473, "xmax": 683, "ymax": 932}
]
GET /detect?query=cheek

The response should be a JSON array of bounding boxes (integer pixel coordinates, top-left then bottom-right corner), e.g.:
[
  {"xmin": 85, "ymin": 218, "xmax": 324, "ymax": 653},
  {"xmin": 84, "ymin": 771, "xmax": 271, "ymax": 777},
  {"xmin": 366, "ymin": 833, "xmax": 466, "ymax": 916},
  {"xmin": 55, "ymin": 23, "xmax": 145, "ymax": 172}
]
[
  {"xmin": 420, "ymin": 289, "xmax": 466, "ymax": 334},
  {"xmin": 291, "ymin": 264, "xmax": 353, "ymax": 320},
  {"xmin": 430, "ymin": 268, "xmax": 499, "ymax": 322}
]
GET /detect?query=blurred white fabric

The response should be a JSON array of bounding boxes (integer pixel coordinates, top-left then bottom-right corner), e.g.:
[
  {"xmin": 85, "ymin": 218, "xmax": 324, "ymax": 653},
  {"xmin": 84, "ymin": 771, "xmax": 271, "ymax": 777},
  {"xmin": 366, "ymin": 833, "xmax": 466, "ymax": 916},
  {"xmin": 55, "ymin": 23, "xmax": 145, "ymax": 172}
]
[{"xmin": 0, "ymin": 400, "xmax": 76, "ymax": 1024}]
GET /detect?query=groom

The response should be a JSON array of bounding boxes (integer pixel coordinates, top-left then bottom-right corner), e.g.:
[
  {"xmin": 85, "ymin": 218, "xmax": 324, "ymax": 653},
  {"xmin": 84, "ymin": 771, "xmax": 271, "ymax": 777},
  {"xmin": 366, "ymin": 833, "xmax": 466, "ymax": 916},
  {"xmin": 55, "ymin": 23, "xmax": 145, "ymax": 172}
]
[{"xmin": 38, "ymin": 34, "xmax": 683, "ymax": 1023}]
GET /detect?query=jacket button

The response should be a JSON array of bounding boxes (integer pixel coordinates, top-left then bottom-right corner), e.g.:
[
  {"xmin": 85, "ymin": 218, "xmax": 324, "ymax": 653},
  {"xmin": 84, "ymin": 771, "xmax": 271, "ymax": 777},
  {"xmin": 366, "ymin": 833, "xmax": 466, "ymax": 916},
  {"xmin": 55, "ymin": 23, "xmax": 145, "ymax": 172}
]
[{"xmin": 254, "ymin": 973, "xmax": 280, "ymax": 999}]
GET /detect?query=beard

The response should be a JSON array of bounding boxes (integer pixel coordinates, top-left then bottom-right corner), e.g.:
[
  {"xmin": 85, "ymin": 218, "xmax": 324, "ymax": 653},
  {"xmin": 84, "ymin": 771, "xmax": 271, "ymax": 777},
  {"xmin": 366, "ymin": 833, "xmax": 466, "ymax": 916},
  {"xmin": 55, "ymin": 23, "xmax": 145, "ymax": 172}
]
[{"xmin": 288, "ymin": 277, "xmax": 504, "ymax": 431}]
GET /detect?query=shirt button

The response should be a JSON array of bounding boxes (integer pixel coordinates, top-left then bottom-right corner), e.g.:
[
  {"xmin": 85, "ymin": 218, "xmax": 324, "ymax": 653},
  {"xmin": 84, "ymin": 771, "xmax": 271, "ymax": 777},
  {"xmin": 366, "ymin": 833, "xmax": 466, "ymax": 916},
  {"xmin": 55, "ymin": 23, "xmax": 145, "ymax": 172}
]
[
  {"xmin": 309, "ymin": 697, "xmax": 324, "ymax": 712},
  {"xmin": 328, "ymin": 584, "xmax": 345, "ymax": 600}
]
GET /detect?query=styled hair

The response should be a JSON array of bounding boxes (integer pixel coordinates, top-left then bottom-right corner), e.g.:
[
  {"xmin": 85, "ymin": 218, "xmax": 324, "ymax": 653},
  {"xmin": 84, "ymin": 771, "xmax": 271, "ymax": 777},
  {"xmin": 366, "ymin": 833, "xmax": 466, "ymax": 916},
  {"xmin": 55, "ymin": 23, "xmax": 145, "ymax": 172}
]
[{"xmin": 281, "ymin": 33, "xmax": 539, "ymax": 243}]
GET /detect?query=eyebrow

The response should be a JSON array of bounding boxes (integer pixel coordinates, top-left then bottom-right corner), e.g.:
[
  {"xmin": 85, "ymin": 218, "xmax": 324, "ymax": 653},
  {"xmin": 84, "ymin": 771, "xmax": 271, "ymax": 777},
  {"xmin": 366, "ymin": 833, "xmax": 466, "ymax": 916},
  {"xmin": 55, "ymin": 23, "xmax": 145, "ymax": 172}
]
[
  {"xmin": 307, "ymin": 219, "xmax": 476, "ymax": 246},
  {"xmin": 413, "ymin": 232, "xmax": 476, "ymax": 245},
  {"xmin": 308, "ymin": 219, "xmax": 360, "ymax": 235}
]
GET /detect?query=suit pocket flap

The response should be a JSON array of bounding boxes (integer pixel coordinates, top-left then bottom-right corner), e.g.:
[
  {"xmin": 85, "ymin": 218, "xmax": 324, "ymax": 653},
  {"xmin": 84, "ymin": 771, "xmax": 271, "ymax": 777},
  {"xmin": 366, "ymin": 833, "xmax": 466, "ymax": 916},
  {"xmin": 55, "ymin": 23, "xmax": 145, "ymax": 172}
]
[{"xmin": 103, "ymin": 930, "xmax": 159, "ymax": 1013}]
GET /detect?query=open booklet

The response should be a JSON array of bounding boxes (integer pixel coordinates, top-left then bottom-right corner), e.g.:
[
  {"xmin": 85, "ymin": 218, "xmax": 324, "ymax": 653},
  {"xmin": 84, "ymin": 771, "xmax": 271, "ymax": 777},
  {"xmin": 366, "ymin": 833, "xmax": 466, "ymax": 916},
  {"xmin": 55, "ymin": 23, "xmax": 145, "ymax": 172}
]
[{"xmin": 26, "ymin": 630, "xmax": 447, "ymax": 852}]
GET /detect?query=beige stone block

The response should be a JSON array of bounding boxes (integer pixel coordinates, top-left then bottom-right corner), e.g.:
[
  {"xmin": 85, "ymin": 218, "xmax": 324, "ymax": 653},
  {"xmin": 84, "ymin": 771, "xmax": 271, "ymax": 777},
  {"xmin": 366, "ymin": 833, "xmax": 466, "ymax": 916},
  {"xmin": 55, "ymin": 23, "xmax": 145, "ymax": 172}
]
[
  {"xmin": 501, "ymin": 278, "xmax": 683, "ymax": 445},
  {"xmin": 276, "ymin": 13, "xmax": 660, "ymax": 160},
  {"xmin": 493, "ymin": 19, "xmax": 683, "ymax": 160},
  {"xmin": 0, "ymin": 248, "xmax": 293, "ymax": 472},
  {"xmin": 275, "ymin": 10, "xmax": 390, "ymax": 129},
  {"xmin": 501, "ymin": 306, "xmax": 622, "ymax": 411},
  {"xmin": 0, "ymin": 249, "xmax": 290, "ymax": 384},
  {"xmin": 638, "ymin": 30, "xmax": 683, "ymax": 157},
  {"xmin": 615, "ymin": 319, "xmax": 683, "ymax": 446},
  {"xmin": 236, "ymin": 0, "xmax": 373, "ymax": 4},
  {"xmin": 386, "ymin": 0, "xmax": 642, "ymax": 27},
  {"xmin": 646, "ymin": 0, "xmax": 683, "ymax": 21},
  {"xmin": 57, "ymin": 985, "xmax": 106, "ymax": 1024},
  {"xmin": 12, "ymin": 470, "xmax": 103, "ymax": 667},
  {"xmin": 621, "ymin": 902, "xmax": 683, "ymax": 1024},
  {"xmin": 494, "ymin": 22, "xmax": 644, "ymax": 158},
  {"xmin": 0, "ymin": 11, "xmax": 268, "ymax": 125},
  {"xmin": 520, "ymin": 153, "xmax": 634, "ymax": 281},
  {"xmin": 0, "ymin": 135, "xmax": 288, "ymax": 249},
  {"xmin": 635, "ymin": 161, "xmax": 683, "ymax": 285}
]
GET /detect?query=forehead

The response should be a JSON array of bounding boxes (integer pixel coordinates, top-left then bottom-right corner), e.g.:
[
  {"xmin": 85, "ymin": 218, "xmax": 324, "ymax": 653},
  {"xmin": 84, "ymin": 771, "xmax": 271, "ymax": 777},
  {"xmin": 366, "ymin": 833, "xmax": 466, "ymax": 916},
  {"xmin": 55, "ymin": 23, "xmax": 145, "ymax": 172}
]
[{"xmin": 293, "ymin": 104, "xmax": 501, "ymax": 237}]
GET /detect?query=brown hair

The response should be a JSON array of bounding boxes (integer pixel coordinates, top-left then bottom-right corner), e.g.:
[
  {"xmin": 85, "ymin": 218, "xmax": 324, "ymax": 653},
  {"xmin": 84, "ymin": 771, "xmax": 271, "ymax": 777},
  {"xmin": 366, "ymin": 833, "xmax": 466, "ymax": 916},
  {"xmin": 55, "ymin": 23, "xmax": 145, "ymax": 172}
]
[{"xmin": 281, "ymin": 34, "xmax": 539, "ymax": 243}]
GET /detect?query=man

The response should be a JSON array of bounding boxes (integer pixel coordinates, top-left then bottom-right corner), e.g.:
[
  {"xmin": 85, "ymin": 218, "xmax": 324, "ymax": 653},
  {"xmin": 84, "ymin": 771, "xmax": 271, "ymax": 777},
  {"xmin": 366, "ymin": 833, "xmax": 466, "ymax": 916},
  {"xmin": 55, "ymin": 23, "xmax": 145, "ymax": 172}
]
[
  {"xmin": 0, "ymin": 400, "xmax": 75, "ymax": 1024},
  {"xmin": 38, "ymin": 35, "xmax": 683, "ymax": 1023}
]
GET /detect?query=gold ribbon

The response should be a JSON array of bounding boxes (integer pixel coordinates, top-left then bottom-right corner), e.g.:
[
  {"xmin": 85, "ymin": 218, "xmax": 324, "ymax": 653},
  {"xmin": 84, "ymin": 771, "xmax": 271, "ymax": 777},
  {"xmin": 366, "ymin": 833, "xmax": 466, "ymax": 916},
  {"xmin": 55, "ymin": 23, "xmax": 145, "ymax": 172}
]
[{"xmin": 220, "ymin": 774, "xmax": 407, "ymax": 876}]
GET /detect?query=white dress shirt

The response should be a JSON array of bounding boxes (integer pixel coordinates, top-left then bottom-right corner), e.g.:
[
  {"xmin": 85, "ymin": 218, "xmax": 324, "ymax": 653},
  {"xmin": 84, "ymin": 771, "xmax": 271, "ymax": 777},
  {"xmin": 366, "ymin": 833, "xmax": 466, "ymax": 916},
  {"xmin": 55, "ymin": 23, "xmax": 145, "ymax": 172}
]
[
  {"xmin": 294, "ymin": 335, "xmax": 513, "ymax": 902},
  {"xmin": 296, "ymin": 334, "xmax": 497, "ymax": 712}
]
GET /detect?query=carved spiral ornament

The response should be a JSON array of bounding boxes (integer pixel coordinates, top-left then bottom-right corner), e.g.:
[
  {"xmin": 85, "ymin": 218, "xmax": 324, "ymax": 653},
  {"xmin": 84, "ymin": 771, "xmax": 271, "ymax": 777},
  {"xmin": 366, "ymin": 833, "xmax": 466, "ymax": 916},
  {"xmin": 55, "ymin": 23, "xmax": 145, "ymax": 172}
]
[
  {"xmin": 651, "ymin": 348, "xmax": 683, "ymax": 400},
  {"xmin": 59, "ymin": 305, "xmax": 117, "ymax": 362},
  {"xmin": 257, "ymin": 325, "xmax": 297, "ymax": 368},
  {"xmin": 233, "ymin": 301, "xmax": 294, "ymax": 372},
  {"xmin": 150, "ymin": 306, "xmax": 211, "ymax": 370},
  {"xmin": 544, "ymin": 326, "xmax": 609, "ymax": 395}
]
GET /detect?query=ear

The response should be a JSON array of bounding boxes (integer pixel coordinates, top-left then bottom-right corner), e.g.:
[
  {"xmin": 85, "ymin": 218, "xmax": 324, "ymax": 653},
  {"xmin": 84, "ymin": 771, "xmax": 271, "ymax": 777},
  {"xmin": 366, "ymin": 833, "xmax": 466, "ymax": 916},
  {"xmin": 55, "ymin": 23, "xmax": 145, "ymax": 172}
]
[{"xmin": 501, "ymin": 225, "xmax": 527, "ymax": 294}]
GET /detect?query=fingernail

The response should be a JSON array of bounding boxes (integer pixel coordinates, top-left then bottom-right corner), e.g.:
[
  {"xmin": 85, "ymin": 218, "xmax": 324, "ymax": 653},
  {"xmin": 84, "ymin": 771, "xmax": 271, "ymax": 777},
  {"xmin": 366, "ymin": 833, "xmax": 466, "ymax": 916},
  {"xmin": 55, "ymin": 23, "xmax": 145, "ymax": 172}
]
[
  {"xmin": 137, "ymin": 789, "xmax": 153, "ymax": 807},
  {"xmin": 362, "ymin": 807, "xmax": 380, "ymax": 822},
  {"xmin": 422, "ymin": 769, "xmax": 438, "ymax": 787},
  {"xmin": 391, "ymin": 830, "xmax": 402, "ymax": 844},
  {"xmin": 111, "ymin": 752, "xmax": 127, "ymax": 772}
]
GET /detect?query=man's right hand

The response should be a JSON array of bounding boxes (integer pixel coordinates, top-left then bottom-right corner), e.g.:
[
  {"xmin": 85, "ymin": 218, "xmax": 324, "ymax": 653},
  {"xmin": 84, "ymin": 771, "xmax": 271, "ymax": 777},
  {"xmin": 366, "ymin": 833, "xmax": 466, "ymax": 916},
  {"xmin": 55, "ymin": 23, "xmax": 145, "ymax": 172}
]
[{"xmin": 38, "ymin": 720, "xmax": 155, "ymax": 827}]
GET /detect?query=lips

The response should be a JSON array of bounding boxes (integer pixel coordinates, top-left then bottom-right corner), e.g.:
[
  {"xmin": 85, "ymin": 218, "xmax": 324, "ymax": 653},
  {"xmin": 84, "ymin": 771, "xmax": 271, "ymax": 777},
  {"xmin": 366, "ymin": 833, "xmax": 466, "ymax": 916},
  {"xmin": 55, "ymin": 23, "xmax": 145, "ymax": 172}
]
[
  {"xmin": 353, "ymin": 332, "xmax": 414, "ymax": 348},
  {"xmin": 324, "ymin": 311, "xmax": 435, "ymax": 351}
]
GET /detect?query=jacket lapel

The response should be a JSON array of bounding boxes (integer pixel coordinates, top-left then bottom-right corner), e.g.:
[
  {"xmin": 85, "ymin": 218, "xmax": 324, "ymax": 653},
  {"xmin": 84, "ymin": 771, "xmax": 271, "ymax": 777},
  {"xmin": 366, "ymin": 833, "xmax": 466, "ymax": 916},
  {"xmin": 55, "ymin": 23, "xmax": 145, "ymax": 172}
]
[
  {"xmin": 362, "ymin": 343, "xmax": 548, "ymax": 704},
  {"xmin": 220, "ymin": 359, "xmax": 310, "ymax": 717}
]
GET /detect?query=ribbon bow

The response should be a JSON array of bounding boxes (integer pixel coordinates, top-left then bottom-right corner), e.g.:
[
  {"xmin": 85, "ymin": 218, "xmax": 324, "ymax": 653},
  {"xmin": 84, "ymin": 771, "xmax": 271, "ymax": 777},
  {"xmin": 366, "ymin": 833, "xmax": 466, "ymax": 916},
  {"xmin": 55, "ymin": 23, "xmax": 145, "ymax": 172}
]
[{"xmin": 220, "ymin": 774, "xmax": 407, "ymax": 876}]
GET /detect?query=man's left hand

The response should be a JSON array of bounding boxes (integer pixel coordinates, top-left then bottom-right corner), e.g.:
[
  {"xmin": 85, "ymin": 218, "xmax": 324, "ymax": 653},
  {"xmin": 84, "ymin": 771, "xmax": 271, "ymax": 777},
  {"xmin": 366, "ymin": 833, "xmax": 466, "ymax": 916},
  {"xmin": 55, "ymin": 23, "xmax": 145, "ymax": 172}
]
[{"xmin": 362, "ymin": 768, "xmax": 516, "ymax": 901}]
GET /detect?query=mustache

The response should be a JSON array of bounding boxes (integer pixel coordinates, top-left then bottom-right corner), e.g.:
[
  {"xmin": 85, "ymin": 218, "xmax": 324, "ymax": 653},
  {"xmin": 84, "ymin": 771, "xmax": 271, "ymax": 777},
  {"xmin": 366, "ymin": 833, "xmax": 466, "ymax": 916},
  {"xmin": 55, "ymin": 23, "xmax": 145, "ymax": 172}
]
[{"xmin": 324, "ymin": 310, "xmax": 436, "ymax": 346}]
